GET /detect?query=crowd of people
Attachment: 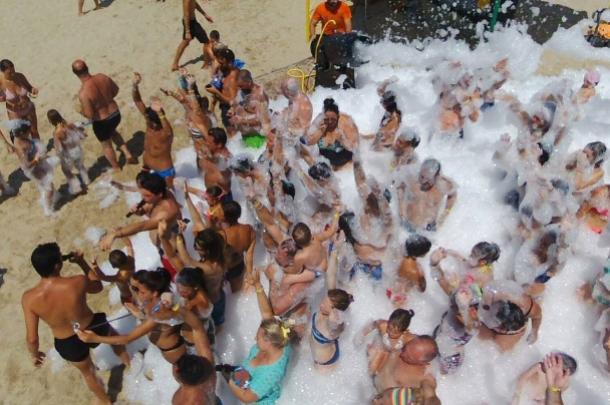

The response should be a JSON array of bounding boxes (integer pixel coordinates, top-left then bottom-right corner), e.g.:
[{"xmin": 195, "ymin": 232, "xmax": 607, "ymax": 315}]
[{"xmin": 8, "ymin": 0, "xmax": 608, "ymax": 404}]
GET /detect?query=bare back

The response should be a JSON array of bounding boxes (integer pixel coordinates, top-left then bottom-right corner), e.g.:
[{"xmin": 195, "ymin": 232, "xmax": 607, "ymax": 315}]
[
  {"xmin": 22, "ymin": 276, "xmax": 95, "ymax": 339},
  {"xmin": 222, "ymin": 224, "xmax": 255, "ymax": 253},
  {"xmin": 80, "ymin": 74, "xmax": 119, "ymax": 120}
]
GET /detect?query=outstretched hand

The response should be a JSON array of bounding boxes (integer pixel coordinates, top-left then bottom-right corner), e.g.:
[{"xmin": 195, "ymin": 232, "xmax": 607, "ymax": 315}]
[
  {"xmin": 133, "ymin": 72, "xmax": 142, "ymax": 86},
  {"xmin": 543, "ymin": 353, "xmax": 570, "ymax": 391},
  {"xmin": 150, "ymin": 97, "xmax": 163, "ymax": 112},
  {"xmin": 76, "ymin": 329, "xmax": 98, "ymax": 343},
  {"xmin": 32, "ymin": 351, "xmax": 46, "ymax": 367}
]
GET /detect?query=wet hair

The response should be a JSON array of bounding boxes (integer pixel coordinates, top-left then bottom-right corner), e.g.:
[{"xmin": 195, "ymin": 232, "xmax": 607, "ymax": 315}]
[
  {"xmin": 555, "ymin": 352, "xmax": 578, "ymax": 375},
  {"xmin": 537, "ymin": 142, "xmax": 551, "ymax": 166},
  {"xmin": 231, "ymin": 155, "xmax": 254, "ymax": 173},
  {"xmin": 534, "ymin": 231, "xmax": 557, "ymax": 263},
  {"xmin": 31, "ymin": 243, "xmax": 62, "ymax": 277},
  {"xmin": 237, "ymin": 69, "xmax": 253, "ymax": 84},
  {"xmin": 388, "ymin": 309, "xmax": 415, "ymax": 332},
  {"xmin": 323, "ymin": 98, "xmax": 339, "ymax": 115},
  {"xmin": 0, "ymin": 59, "xmax": 14, "ymax": 72},
  {"xmin": 470, "ymin": 242, "xmax": 500, "ymax": 264},
  {"xmin": 328, "ymin": 289, "xmax": 354, "ymax": 311},
  {"xmin": 494, "ymin": 300, "xmax": 526, "ymax": 332},
  {"xmin": 176, "ymin": 267, "xmax": 206, "ymax": 291},
  {"xmin": 585, "ymin": 141, "xmax": 607, "ymax": 168},
  {"xmin": 208, "ymin": 127, "xmax": 227, "ymax": 147},
  {"xmin": 282, "ymin": 180, "xmax": 296, "ymax": 199},
  {"xmin": 398, "ymin": 128, "xmax": 420, "ymax": 148},
  {"xmin": 135, "ymin": 170, "xmax": 149, "ymax": 187},
  {"xmin": 404, "ymin": 234, "xmax": 432, "ymax": 258},
  {"xmin": 222, "ymin": 201, "xmax": 242, "ymax": 225},
  {"xmin": 109, "ymin": 250, "xmax": 128, "ymax": 269},
  {"xmin": 551, "ymin": 178, "xmax": 570, "ymax": 195},
  {"xmin": 210, "ymin": 30, "xmax": 220, "ymax": 41},
  {"xmin": 138, "ymin": 172, "xmax": 166, "ymax": 196},
  {"xmin": 260, "ymin": 318, "xmax": 300, "ymax": 348},
  {"xmin": 339, "ymin": 212, "xmax": 358, "ymax": 245},
  {"xmin": 194, "ymin": 229, "xmax": 225, "ymax": 265},
  {"xmin": 292, "ymin": 222, "xmax": 312, "ymax": 248},
  {"xmin": 279, "ymin": 238, "xmax": 298, "ymax": 257},
  {"xmin": 46, "ymin": 109, "xmax": 65, "ymax": 127},
  {"xmin": 175, "ymin": 354, "xmax": 214, "ymax": 386},
  {"xmin": 198, "ymin": 95, "xmax": 210, "ymax": 111},
  {"xmin": 420, "ymin": 158, "xmax": 441, "ymax": 178},
  {"xmin": 217, "ymin": 47, "xmax": 235, "ymax": 64},
  {"xmin": 381, "ymin": 91, "xmax": 401, "ymax": 116},
  {"xmin": 144, "ymin": 107, "xmax": 162, "ymax": 129},
  {"xmin": 206, "ymin": 185, "xmax": 224, "ymax": 199},
  {"xmin": 133, "ymin": 268, "xmax": 172, "ymax": 295},
  {"xmin": 308, "ymin": 162, "xmax": 332, "ymax": 180}
]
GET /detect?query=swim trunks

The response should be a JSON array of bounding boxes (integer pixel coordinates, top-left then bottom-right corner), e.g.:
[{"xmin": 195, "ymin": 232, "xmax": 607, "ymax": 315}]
[
  {"xmin": 350, "ymin": 262, "xmax": 382, "ymax": 281},
  {"xmin": 226, "ymin": 261, "xmax": 245, "ymax": 281},
  {"xmin": 150, "ymin": 166, "xmax": 176, "ymax": 179},
  {"xmin": 242, "ymin": 133, "xmax": 267, "ymax": 149},
  {"xmin": 219, "ymin": 103, "xmax": 231, "ymax": 128},
  {"xmin": 92, "ymin": 111, "xmax": 121, "ymax": 142},
  {"xmin": 319, "ymin": 146, "xmax": 352, "ymax": 167},
  {"xmin": 183, "ymin": 19, "xmax": 209, "ymax": 44},
  {"xmin": 211, "ymin": 290, "xmax": 226, "ymax": 326},
  {"xmin": 54, "ymin": 312, "xmax": 111, "ymax": 363}
]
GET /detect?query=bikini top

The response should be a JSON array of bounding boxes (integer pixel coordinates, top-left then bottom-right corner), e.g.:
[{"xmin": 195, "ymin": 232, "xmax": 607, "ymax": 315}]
[
  {"xmin": 188, "ymin": 123, "xmax": 204, "ymax": 140},
  {"xmin": 382, "ymin": 333, "xmax": 405, "ymax": 352},
  {"xmin": 311, "ymin": 312, "xmax": 338, "ymax": 345},
  {"xmin": 4, "ymin": 86, "xmax": 28, "ymax": 101}
]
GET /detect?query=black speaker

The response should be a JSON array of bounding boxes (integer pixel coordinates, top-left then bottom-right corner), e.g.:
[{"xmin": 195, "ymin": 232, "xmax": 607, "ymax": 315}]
[{"xmin": 314, "ymin": 66, "xmax": 355, "ymax": 89}]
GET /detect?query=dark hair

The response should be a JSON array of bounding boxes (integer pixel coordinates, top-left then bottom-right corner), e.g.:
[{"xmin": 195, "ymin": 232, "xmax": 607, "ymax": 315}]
[
  {"xmin": 404, "ymin": 234, "xmax": 432, "ymax": 258},
  {"xmin": 198, "ymin": 95, "xmax": 210, "ymax": 111},
  {"xmin": 0, "ymin": 59, "xmax": 14, "ymax": 72},
  {"xmin": 534, "ymin": 231, "xmax": 557, "ymax": 264},
  {"xmin": 139, "ymin": 172, "xmax": 166, "ymax": 196},
  {"xmin": 194, "ymin": 229, "xmax": 225, "ymax": 265},
  {"xmin": 133, "ymin": 268, "xmax": 172, "ymax": 295},
  {"xmin": 495, "ymin": 300, "xmax": 526, "ymax": 332},
  {"xmin": 206, "ymin": 185, "xmax": 224, "ymax": 199},
  {"xmin": 47, "ymin": 109, "xmax": 65, "ymax": 127},
  {"xmin": 328, "ymin": 289, "xmax": 354, "ymax": 311},
  {"xmin": 222, "ymin": 201, "xmax": 242, "ymax": 225},
  {"xmin": 339, "ymin": 212, "xmax": 358, "ymax": 245},
  {"xmin": 292, "ymin": 222, "xmax": 312, "ymax": 248},
  {"xmin": 556, "ymin": 352, "xmax": 578, "ymax": 375},
  {"xmin": 323, "ymin": 98, "xmax": 339, "ymax": 115},
  {"xmin": 308, "ymin": 162, "xmax": 332, "ymax": 180},
  {"xmin": 551, "ymin": 178, "xmax": 570, "ymax": 195},
  {"xmin": 217, "ymin": 48, "xmax": 235, "ymax": 64},
  {"xmin": 144, "ymin": 107, "xmax": 162, "ymax": 130},
  {"xmin": 381, "ymin": 91, "xmax": 401, "ymax": 116},
  {"xmin": 471, "ymin": 242, "xmax": 500, "ymax": 264},
  {"xmin": 389, "ymin": 309, "xmax": 415, "ymax": 331},
  {"xmin": 11, "ymin": 121, "xmax": 31, "ymax": 140},
  {"xmin": 175, "ymin": 354, "xmax": 214, "ymax": 386},
  {"xmin": 210, "ymin": 30, "xmax": 220, "ymax": 41},
  {"xmin": 31, "ymin": 243, "xmax": 62, "ymax": 277},
  {"xmin": 282, "ymin": 180, "xmax": 296, "ymax": 199},
  {"xmin": 585, "ymin": 141, "xmax": 607, "ymax": 168},
  {"xmin": 208, "ymin": 127, "xmax": 227, "ymax": 147},
  {"xmin": 109, "ymin": 250, "xmax": 128, "ymax": 268},
  {"xmin": 71, "ymin": 61, "xmax": 89, "ymax": 76},
  {"xmin": 279, "ymin": 238, "xmax": 298, "ymax": 257},
  {"xmin": 537, "ymin": 142, "xmax": 551, "ymax": 166},
  {"xmin": 176, "ymin": 267, "xmax": 206, "ymax": 291},
  {"xmin": 135, "ymin": 170, "xmax": 149, "ymax": 187}
]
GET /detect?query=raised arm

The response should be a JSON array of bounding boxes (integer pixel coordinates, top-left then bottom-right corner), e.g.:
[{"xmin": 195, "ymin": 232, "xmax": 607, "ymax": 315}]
[
  {"xmin": 251, "ymin": 269, "xmax": 274, "ymax": 320},
  {"xmin": 183, "ymin": 181, "xmax": 208, "ymax": 233},
  {"xmin": 131, "ymin": 72, "xmax": 147, "ymax": 115}
]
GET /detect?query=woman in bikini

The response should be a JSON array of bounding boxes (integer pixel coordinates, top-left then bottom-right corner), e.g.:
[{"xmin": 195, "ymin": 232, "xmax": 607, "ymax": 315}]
[
  {"xmin": 309, "ymin": 243, "xmax": 354, "ymax": 369},
  {"xmin": 175, "ymin": 267, "xmax": 216, "ymax": 347},
  {"xmin": 0, "ymin": 59, "xmax": 40, "ymax": 138},
  {"xmin": 77, "ymin": 268, "xmax": 211, "ymax": 364},
  {"xmin": 364, "ymin": 90, "xmax": 402, "ymax": 151}
]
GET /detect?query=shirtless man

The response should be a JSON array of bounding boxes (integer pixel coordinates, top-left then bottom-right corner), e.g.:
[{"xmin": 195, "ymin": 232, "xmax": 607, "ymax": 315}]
[
  {"xmin": 72, "ymin": 60, "xmax": 135, "ymax": 170},
  {"xmin": 99, "ymin": 171, "xmax": 181, "ymax": 250},
  {"xmin": 205, "ymin": 48, "xmax": 239, "ymax": 136},
  {"xmin": 172, "ymin": 354, "xmax": 217, "ymax": 405},
  {"xmin": 132, "ymin": 72, "xmax": 175, "ymax": 187},
  {"xmin": 22, "ymin": 243, "xmax": 129, "ymax": 405},
  {"xmin": 279, "ymin": 78, "xmax": 313, "ymax": 138},
  {"xmin": 513, "ymin": 352, "xmax": 577, "ymax": 405},
  {"xmin": 374, "ymin": 335, "xmax": 439, "ymax": 395},
  {"xmin": 172, "ymin": 0, "xmax": 214, "ymax": 71},
  {"xmin": 230, "ymin": 70, "xmax": 271, "ymax": 142},
  {"xmin": 197, "ymin": 127, "xmax": 232, "ymax": 194},
  {"xmin": 397, "ymin": 158, "xmax": 457, "ymax": 232}
]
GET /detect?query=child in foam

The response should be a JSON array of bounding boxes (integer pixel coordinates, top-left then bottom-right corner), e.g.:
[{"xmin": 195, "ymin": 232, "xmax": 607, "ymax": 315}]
[
  {"xmin": 386, "ymin": 234, "xmax": 431, "ymax": 307},
  {"xmin": 47, "ymin": 109, "xmax": 90, "ymax": 195}
]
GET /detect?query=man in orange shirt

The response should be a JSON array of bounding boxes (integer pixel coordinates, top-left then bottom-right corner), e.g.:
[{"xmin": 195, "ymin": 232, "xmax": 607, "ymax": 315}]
[{"xmin": 309, "ymin": 0, "xmax": 352, "ymax": 42}]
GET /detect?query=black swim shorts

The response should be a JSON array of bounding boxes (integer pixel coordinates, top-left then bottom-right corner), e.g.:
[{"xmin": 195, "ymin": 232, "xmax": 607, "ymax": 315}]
[
  {"xmin": 54, "ymin": 312, "xmax": 111, "ymax": 363},
  {"xmin": 226, "ymin": 261, "xmax": 245, "ymax": 281},
  {"xmin": 183, "ymin": 19, "xmax": 209, "ymax": 43},
  {"xmin": 92, "ymin": 111, "xmax": 121, "ymax": 142}
]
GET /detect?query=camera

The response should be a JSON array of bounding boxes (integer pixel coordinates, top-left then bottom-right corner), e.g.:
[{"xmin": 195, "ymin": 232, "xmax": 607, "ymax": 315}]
[{"xmin": 215, "ymin": 364, "xmax": 238, "ymax": 373}]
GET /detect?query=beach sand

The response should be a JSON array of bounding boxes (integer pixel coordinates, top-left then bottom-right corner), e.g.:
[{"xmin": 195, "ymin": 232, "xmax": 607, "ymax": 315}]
[{"xmin": 0, "ymin": 0, "xmax": 605, "ymax": 404}]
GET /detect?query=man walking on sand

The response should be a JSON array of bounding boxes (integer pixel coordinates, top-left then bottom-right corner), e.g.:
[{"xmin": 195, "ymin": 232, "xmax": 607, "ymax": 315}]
[
  {"xmin": 172, "ymin": 0, "xmax": 214, "ymax": 71},
  {"xmin": 72, "ymin": 60, "xmax": 136, "ymax": 170},
  {"xmin": 22, "ymin": 243, "xmax": 130, "ymax": 405}
]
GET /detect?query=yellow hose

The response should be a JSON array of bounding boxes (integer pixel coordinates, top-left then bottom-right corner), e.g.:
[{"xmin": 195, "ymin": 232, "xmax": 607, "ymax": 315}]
[
  {"xmin": 289, "ymin": 19, "xmax": 337, "ymax": 93},
  {"xmin": 305, "ymin": 0, "xmax": 311, "ymax": 42}
]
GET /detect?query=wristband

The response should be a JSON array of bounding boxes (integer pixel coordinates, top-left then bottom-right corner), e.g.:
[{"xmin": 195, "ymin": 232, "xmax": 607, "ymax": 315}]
[
  {"xmin": 548, "ymin": 386, "xmax": 561, "ymax": 393},
  {"xmin": 255, "ymin": 287, "xmax": 263, "ymax": 293}
]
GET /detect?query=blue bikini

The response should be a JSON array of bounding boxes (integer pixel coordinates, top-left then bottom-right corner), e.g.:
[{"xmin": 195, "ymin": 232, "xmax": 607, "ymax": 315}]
[{"xmin": 311, "ymin": 312, "xmax": 340, "ymax": 366}]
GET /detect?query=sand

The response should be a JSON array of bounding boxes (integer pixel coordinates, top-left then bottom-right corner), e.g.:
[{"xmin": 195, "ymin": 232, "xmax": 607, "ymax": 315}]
[{"xmin": 0, "ymin": 0, "xmax": 604, "ymax": 404}]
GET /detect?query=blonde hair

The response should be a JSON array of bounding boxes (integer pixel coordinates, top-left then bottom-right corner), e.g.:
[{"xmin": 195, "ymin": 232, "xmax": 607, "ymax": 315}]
[{"xmin": 260, "ymin": 319, "xmax": 299, "ymax": 348}]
